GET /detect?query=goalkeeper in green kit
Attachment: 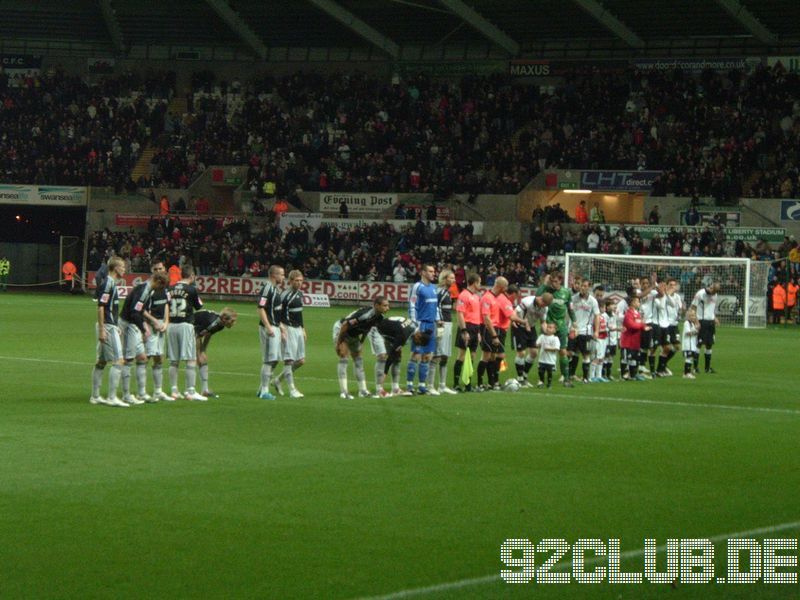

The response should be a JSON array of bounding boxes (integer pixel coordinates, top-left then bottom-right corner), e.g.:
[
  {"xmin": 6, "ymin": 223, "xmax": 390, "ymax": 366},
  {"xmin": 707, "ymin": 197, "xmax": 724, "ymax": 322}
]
[{"xmin": 536, "ymin": 271, "xmax": 577, "ymax": 388}]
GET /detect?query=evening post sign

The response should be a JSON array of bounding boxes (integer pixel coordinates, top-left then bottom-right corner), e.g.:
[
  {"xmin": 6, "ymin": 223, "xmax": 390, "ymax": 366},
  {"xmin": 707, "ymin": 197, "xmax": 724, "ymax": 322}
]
[{"xmin": 320, "ymin": 193, "xmax": 397, "ymax": 214}]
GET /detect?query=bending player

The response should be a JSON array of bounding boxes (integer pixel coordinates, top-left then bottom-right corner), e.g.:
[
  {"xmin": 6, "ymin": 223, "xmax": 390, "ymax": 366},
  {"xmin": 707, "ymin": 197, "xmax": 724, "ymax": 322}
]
[
  {"xmin": 333, "ymin": 297, "xmax": 390, "ymax": 399},
  {"xmin": 373, "ymin": 317, "xmax": 432, "ymax": 398},
  {"xmin": 119, "ymin": 270, "xmax": 169, "ymax": 404},
  {"xmin": 194, "ymin": 307, "xmax": 238, "ymax": 398},
  {"xmin": 512, "ymin": 291, "xmax": 553, "ymax": 387}
]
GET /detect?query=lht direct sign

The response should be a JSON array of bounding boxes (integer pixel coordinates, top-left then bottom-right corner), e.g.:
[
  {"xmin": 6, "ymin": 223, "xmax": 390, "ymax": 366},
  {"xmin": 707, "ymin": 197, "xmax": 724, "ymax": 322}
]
[{"xmin": 580, "ymin": 171, "xmax": 661, "ymax": 192}]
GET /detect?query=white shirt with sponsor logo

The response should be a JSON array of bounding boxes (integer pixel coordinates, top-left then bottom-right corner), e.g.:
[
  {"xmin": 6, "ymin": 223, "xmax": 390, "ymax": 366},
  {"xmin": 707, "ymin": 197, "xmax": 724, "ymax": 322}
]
[
  {"xmin": 515, "ymin": 295, "xmax": 547, "ymax": 327},
  {"xmin": 682, "ymin": 320, "xmax": 699, "ymax": 353},
  {"xmin": 665, "ymin": 293, "xmax": 682, "ymax": 326},
  {"xmin": 653, "ymin": 294, "xmax": 671, "ymax": 329},
  {"xmin": 691, "ymin": 288, "xmax": 717, "ymax": 321},
  {"xmin": 571, "ymin": 293, "xmax": 600, "ymax": 336},
  {"xmin": 640, "ymin": 289, "xmax": 658, "ymax": 324}
]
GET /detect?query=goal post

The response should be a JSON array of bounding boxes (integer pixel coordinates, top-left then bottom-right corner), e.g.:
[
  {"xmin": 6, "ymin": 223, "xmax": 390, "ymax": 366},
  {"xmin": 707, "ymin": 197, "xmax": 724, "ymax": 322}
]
[{"xmin": 564, "ymin": 253, "xmax": 769, "ymax": 328}]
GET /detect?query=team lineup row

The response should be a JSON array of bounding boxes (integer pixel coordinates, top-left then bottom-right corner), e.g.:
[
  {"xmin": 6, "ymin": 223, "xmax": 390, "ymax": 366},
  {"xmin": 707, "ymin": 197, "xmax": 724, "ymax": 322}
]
[{"xmin": 89, "ymin": 257, "xmax": 722, "ymax": 406}]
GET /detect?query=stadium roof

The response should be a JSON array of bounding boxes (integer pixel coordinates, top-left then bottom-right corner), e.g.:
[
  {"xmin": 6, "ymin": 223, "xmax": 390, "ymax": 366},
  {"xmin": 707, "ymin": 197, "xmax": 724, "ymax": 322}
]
[{"xmin": 0, "ymin": 0, "xmax": 798, "ymax": 60}]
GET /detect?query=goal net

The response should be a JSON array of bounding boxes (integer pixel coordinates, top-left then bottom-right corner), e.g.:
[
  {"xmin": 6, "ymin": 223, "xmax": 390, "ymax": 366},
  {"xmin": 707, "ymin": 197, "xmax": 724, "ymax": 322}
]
[{"xmin": 564, "ymin": 253, "xmax": 769, "ymax": 328}]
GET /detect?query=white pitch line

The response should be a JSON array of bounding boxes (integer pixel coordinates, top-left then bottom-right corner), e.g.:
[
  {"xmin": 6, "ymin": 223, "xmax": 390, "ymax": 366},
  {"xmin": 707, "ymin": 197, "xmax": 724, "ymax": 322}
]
[
  {"xmin": 355, "ymin": 520, "xmax": 800, "ymax": 600},
  {"xmin": 1, "ymin": 355, "xmax": 799, "ymax": 416}
]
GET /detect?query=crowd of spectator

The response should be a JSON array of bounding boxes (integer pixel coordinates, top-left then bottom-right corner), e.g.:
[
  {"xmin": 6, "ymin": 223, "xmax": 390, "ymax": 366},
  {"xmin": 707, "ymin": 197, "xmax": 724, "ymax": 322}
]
[
  {"xmin": 0, "ymin": 69, "xmax": 172, "ymax": 190},
  {"xmin": 88, "ymin": 212, "xmax": 781, "ymax": 293},
  {"xmin": 3, "ymin": 63, "xmax": 799, "ymax": 203},
  {"xmin": 144, "ymin": 63, "xmax": 800, "ymax": 203}
]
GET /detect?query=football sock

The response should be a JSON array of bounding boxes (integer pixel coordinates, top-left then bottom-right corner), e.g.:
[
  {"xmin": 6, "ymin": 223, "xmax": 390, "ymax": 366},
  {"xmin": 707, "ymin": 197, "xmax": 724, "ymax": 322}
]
[
  {"xmin": 152, "ymin": 364, "xmax": 163, "ymax": 392},
  {"xmin": 418, "ymin": 361, "xmax": 429, "ymax": 387},
  {"xmin": 199, "ymin": 364, "xmax": 209, "ymax": 392},
  {"xmin": 261, "ymin": 362, "xmax": 273, "ymax": 392},
  {"xmin": 547, "ymin": 368, "xmax": 553, "ymax": 385},
  {"xmin": 283, "ymin": 366, "xmax": 295, "ymax": 391},
  {"xmin": 560, "ymin": 355, "xmax": 570, "ymax": 379},
  {"xmin": 169, "ymin": 362, "xmax": 179, "ymax": 391},
  {"xmin": 453, "ymin": 359, "xmax": 463, "ymax": 387},
  {"xmin": 494, "ymin": 358, "xmax": 503, "ymax": 384},
  {"xmin": 569, "ymin": 355, "xmax": 579, "ymax": 377},
  {"xmin": 657, "ymin": 355, "xmax": 666, "ymax": 373},
  {"xmin": 337, "ymin": 359, "xmax": 348, "ymax": 393},
  {"xmin": 136, "ymin": 362, "xmax": 147, "ymax": 395},
  {"xmin": 438, "ymin": 358, "xmax": 448, "ymax": 388},
  {"xmin": 390, "ymin": 363, "xmax": 400, "ymax": 387},
  {"xmin": 477, "ymin": 361, "xmax": 487, "ymax": 385},
  {"xmin": 648, "ymin": 354, "xmax": 656, "ymax": 372},
  {"xmin": 121, "ymin": 362, "xmax": 132, "ymax": 396},
  {"xmin": 375, "ymin": 360, "xmax": 386, "ymax": 389},
  {"xmin": 582, "ymin": 360, "xmax": 590, "ymax": 379},
  {"xmin": 524, "ymin": 357, "xmax": 534, "ymax": 374},
  {"xmin": 684, "ymin": 356, "xmax": 692, "ymax": 374},
  {"xmin": 185, "ymin": 363, "xmax": 197, "ymax": 391},
  {"xmin": 666, "ymin": 349, "xmax": 676, "ymax": 364},
  {"xmin": 92, "ymin": 366, "xmax": 104, "ymax": 397},
  {"xmin": 426, "ymin": 360, "xmax": 436, "ymax": 388},
  {"xmin": 108, "ymin": 364, "xmax": 122, "ymax": 398},
  {"xmin": 406, "ymin": 359, "xmax": 419, "ymax": 387},
  {"xmin": 515, "ymin": 357, "xmax": 525, "ymax": 378},
  {"xmin": 704, "ymin": 350, "xmax": 712, "ymax": 371},
  {"xmin": 693, "ymin": 353, "xmax": 699, "ymax": 371},
  {"xmin": 354, "ymin": 357, "xmax": 367, "ymax": 390},
  {"xmin": 538, "ymin": 366, "xmax": 546, "ymax": 383},
  {"xmin": 486, "ymin": 360, "xmax": 496, "ymax": 386}
]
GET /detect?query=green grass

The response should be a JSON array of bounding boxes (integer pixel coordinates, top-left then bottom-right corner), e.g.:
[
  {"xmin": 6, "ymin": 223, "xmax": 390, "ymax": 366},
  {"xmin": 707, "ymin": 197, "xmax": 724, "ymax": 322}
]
[{"xmin": 0, "ymin": 292, "xmax": 798, "ymax": 599}]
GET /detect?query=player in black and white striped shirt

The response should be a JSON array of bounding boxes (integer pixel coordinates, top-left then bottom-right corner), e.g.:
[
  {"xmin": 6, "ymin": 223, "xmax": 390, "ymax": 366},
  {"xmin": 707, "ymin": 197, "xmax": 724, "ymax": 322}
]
[
  {"xmin": 272, "ymin": 270, "xmax": 307, "ymax": 399},
  {"xmin": 257, "ymin": 265, "xmax": 286, "ymax": 400}
]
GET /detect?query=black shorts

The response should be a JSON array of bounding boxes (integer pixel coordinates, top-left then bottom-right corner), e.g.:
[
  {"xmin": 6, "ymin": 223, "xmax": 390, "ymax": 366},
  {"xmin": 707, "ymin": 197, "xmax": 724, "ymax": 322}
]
[
  {"xmin": 455, "ymin": 323, "xmax": 480, "ymax": 351},
  {"xmin": 567, "ymin": 335, "xmax": 577, "ymax": 352},
  {"xmin": 640, "ymin": 327, "xmax": 653, "ymax": 350},
  {"xmin": 576, "ymin": 334, "xmax": 593, "ymax": 355},
  {"xmin": 652, "ymin": 325, "xmax": 668, "ymax": 347},
  {"xmin": 699, "ymin": 320, "xmax": 716, "ymax": 347},
  {"xmin": 511, "ymin": 326, "xmax": 536, "ymax": 351},
  {"xmin": 481, "ymin": 326, "xmax": 506, "ymax": 353},
  {"xmin": 666, "ymin": 325, "xmax": 679, "ymax": 345}
]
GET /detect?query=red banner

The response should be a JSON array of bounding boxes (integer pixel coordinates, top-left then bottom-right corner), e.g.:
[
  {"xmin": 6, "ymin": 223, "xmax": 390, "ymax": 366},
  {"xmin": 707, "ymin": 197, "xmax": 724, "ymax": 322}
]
[{"xmin": 89, "ymin": 272, "xmax": 541, "ymax": 304}]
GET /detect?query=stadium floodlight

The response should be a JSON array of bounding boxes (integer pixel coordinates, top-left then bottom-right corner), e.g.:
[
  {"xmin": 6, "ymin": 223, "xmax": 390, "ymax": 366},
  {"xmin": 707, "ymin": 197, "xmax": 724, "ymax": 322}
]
[
  {"xmin": 564, "ymin": 253, "xmax": 770, "ymax": 328},
  {"xmin": 563, "ymin": 189, "xmax": 593, "ymax": 194}
]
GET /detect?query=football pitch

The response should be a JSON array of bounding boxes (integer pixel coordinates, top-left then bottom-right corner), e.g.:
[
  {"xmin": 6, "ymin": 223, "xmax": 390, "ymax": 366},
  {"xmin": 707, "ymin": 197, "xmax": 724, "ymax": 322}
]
[{"xmin": 0, "ymin": 292, "xmax": 798, "ymax": 599}]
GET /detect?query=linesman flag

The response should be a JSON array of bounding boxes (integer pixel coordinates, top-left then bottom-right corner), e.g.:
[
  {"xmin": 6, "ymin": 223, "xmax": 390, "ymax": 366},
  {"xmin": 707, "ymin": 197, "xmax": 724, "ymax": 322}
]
[{"xmin": 460, "ymin": 347, "xmax": 473, "ymax": 387}]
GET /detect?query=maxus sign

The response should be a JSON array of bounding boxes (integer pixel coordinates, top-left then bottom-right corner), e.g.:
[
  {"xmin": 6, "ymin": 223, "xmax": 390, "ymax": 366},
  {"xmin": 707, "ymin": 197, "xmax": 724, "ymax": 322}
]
[
  {"xmin": 580, "ymin": 170, "xmax": 661, "ymax": 192},
  {"xmin": 320, "ymin": 193, "xmax": 398, "ymax": 214}
]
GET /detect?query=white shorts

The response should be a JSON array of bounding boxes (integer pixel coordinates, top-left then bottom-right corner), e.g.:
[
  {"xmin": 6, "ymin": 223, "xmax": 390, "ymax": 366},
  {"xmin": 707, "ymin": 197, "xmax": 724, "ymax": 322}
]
[
  {"xmin": 435, "ymin": 322, "xmax": 452, "ymax": 357},
  {"xmin": 96, "ymin": 323, "xmax": 123, "ymax": 362},
  {"xmin": 368, "ymin": 327, "xmax": 386, "ymax": 356},
  {"xmin": 145, "ymin": 329, "xmax": 165, "ymax": 357},
  {"xmin": 260, "ymin": 325, "xmax": 282, "ymax": 363},
  {"xmin": 283, "ymin": 326, "xmax": 305, "ymax": 362},
  {"xmin": 167, "ymin": 322, "xmax": 196, "ymax": 361},
  {"xmin": 120, "ymin": 319, "xmax": 145, "ymax": 360},
  {"xmin": 592, "ymin": 338, "xmax": 608, "ymax": 361}
]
